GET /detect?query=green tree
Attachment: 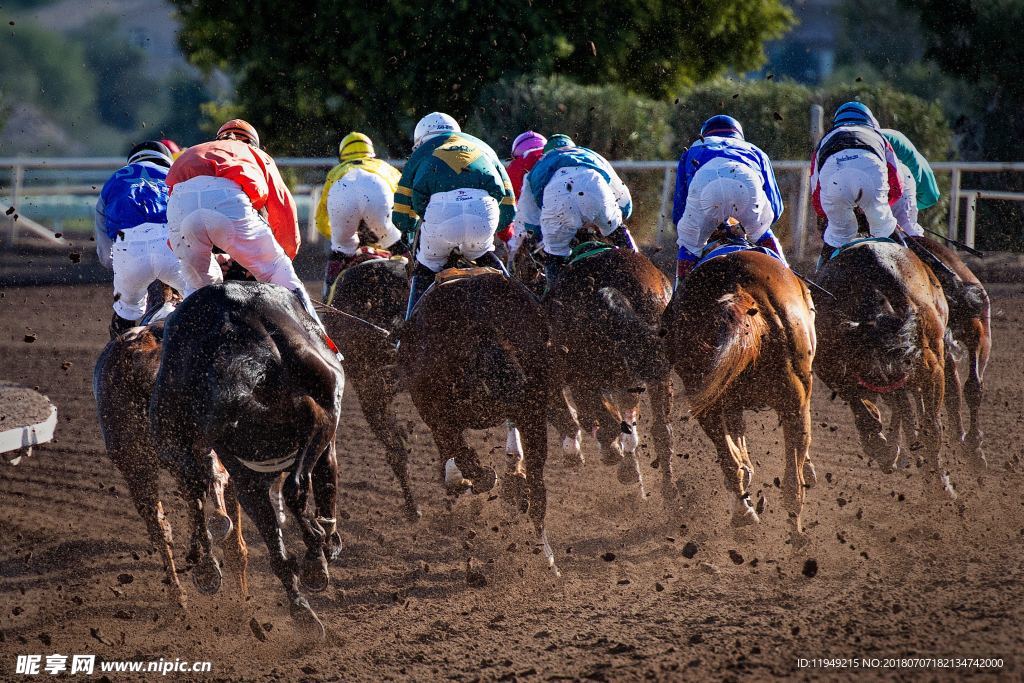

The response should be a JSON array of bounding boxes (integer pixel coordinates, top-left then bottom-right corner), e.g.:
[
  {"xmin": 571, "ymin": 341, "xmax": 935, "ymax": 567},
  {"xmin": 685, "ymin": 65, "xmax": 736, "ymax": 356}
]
[{"xmin": 171, "ymin": 0, "xmax": 794, "ymax": 155}]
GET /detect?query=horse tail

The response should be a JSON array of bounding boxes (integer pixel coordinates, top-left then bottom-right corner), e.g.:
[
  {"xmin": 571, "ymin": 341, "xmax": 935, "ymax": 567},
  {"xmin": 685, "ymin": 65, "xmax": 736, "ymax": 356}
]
[
  {"xmin": 597, "ymin": 287, "xmax": 667, "ymax": 382},
  {"xmin": 844, "ymin": 302, "xmax": 921, "ymax": 384},
  {"xmin": 472, "ymin": 338, "xmax": 528, "ymax": 407},
  {"xmin": 688, "ymin": 289, "xmax": 767, "ymax": 418}
]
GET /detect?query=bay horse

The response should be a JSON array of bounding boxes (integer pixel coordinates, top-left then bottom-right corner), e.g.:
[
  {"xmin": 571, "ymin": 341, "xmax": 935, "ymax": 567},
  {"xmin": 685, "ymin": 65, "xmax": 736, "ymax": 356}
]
[
  {"xmin": 322, "ymin": 256, "xmax": 421, "ymax": 521},
  {"xmin": 545, "ymin": 247, "xmax": 676, "ymax": 503},
  {"xmin": 94, "ymin": 281, "xmax": 248, "ymax": 609},
  {"xmin": 907, "ymin": 236, "xmax": 991, "ymax": 464},
  {"xmin": 814, "ymin": 240, "xmax": 955, "ymax": 498},
  {"xmin": 663, "ymin": 248, "xmax": 817, "ymax": 534},
  {"xmin": 397, "ymin": 269, "xmax": 561, "ymax": 573},
  {"xmin": 150, "ymin": 282, "xmax": 344, "ymax": 637}
]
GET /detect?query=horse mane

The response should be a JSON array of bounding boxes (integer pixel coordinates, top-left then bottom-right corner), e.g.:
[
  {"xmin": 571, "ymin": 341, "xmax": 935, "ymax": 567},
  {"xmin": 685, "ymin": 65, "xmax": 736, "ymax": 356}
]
[{"xmin": 688, "ymin": 289, "xmax": 767, "ymax": 418}]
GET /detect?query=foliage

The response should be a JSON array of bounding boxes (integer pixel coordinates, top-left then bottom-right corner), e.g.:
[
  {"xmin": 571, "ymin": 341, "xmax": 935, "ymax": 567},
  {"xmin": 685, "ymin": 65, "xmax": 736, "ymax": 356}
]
[
  {"xmin": 470, "ymin": 76, "xmax": 670, "ymax": 160},
  {"xmin": 170, "ymin": 0, "xmax": 794, "ymax": 155}
]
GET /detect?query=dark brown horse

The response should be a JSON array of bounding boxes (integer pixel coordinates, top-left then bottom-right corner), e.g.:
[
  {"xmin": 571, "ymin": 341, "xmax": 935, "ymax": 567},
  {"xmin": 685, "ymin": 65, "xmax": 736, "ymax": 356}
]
[
  {"xmin": 94, "ymin": 282, "xmax": 248, "ymax": 608},
  {"xmin": 814, "ymin": 241, "xmax": 954, "ymax": 498},
  {"xmin": 151, "ymin": 282, "xmax": 344, "ymax": 637},
  {"xmin": 545, "ymin": 248, "xmax": 676, "ymax": 502},
  {"xmin": 908, "ymin": 236, "xmax": 991, "ymax": 464},
  {"xmin": 397, "ymin": 269, "xmax": 561, "ymax": 573},
  {"xmin": 663, "ymin": 250, "xmax": 817, "ymax": 534},
  {"xmin": 322, "ymin": 256, "xmax": 420, "ymax": 521}
]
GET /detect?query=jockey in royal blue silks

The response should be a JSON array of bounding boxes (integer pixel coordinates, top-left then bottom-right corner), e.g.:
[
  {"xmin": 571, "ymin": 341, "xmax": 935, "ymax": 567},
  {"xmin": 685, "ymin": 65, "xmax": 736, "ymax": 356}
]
[
  {"xmin": 672, "ymin": 115, "xmax": 786, "ymax": 288},
  {"xmin": 95, "ymin": 140, "xmax": 186, "ymax": 337}
]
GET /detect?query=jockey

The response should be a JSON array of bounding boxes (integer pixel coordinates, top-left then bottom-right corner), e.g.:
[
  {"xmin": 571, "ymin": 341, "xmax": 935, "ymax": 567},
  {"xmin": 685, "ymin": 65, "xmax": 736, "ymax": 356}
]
[
  {"xmin": 514, "ymin": 134, "xmax": 636, "ymax": 287},
  {"xmin": 393, "ymin": 112, "xmax": 515, "ymax": 319},
  {"xmin": 315, "ymin": 131, "xmax": 407, "ymax": 296},
  {"xmin": 881, "ymin": 128, "xmax": 941, "ymax": 238},
  {"xmin": 505, "ymin": 131, "xmax": 547, "ymax": 257},
  {"xmin": 95, "ymin": 140, "xmax": 186, "ymax": 337},
  {"xmin": 673, "ymin": 114, "xmax": 786, "ymax": 288},
  {"xmin": 165, "ymin": 119, "xmax": 325, "ymax": 329},
  {"xmin": 160, "ymin": 138, "xmax": 184, "ymax": 159},
  {"xmin": 811, "ymin": 102, "xmax": 906, "ymax": 263}
]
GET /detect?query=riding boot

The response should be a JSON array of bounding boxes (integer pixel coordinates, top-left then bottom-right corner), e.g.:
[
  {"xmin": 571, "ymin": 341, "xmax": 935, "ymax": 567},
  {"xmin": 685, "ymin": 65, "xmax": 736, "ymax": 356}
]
[
  {"xmin": 754, "ymin": 229, "xmax": 788, "ymax": 265},
  {"xmin": 544, "ymin": 254, "xmax": 569, "ymax": 292},
  {"xmin": 609, "ymin": 226, "xmax": 639, "ymax": 252},
  {"xmin": 109, "ymin": 312, "xmax": 137, "ymax": 339},
  {"xmin": 405, "ymin": 262, "xmax": 437, "ymax": 321},
  {"xmin": 816, "ymin": 243, "xmax": 835, "ymax": 272},
  {"xmin": 674, "ymin": 255, "xmax": 697, "ymax": 291},
  {"xmin": 323, "ymin": 250, "xmax": 350, "ymax": 299},
  {"xmin": 473, "ymin": 250, "xmax": 511, "ymax": 277}
]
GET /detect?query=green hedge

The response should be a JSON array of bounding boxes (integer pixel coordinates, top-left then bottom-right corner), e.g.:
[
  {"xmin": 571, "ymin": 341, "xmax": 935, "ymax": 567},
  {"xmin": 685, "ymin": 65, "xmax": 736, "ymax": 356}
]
[{"xmin": 470, "ymin": 75, "xmax": 671, "ymax": 160}]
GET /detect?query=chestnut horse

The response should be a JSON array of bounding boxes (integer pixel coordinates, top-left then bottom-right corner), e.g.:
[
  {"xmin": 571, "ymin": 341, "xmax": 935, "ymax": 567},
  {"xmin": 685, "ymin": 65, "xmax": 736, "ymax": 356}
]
[
  {"xmin": 814, "ymin": 240, "xmax": 955, "ymax": 497},
  {"xmin": 93, "ymin": 282, "xmax": 248, "ymax": 609},
  {"xmin": 397, "ymin": 270, "xmax": 561, "ymax": 573},
  {"xmin": 663, "ymin": 249, "xmax": 817, "ymax": 534},
  {"xmin": 907, "ymin": 236, "xmax": 991, "ymax": 464},
  {"xmin": 322, "ymin": 257, "xmax": 420, "ymax": 521},
  {"xmin": 545, "ymin": 247, "xmax": 676, "ymax": 502},
  {"xmin": 150, "ymin": 282, "xmax": 344, "ymax": 637}
]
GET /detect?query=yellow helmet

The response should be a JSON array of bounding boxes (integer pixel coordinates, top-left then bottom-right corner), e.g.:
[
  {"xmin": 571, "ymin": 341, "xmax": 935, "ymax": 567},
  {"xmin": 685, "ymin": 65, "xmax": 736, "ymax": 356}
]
[{"xmin": 338, "ymin": 132, "xmax": 375, "ymax": 161}]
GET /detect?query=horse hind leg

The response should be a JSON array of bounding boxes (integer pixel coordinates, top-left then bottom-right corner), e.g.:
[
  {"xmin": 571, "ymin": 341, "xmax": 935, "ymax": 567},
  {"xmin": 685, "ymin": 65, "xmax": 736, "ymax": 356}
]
[
  {"xmin": 233, "ymin": 469, "xmax": 325, "ymax": 639},
  {"xmin": 942, "ymin": 342, "xmax": 967, "ymax": 453},
  {"xmin": 962, "ymin": 318, "xmax": 990, "ymax": 466},
  {"xmin": 699, "ymin": 408, "xmax": 759, "ymax": 527},
  {"xmin": 206, "ymin": 451, "xmax": 234, "ymax": 542},
  {"xmin": 648, "ymin": 377, "xmax": 676, "ymax": 505},
  {"xmin": 312, "ymin": 442, "xmax": 343, "ymax": 562},
  {"xmin": 611, "ymin": 389, "xmax": 647, "ymax": 499},
  {"xmin": 520, "ymin": 413, "xmax": 559, "ymax": 576},
  {"xmin": 433, "ymin": 426, "xmax": 495, "ymax": 495},
  {"xmin": 121, "ymin": 455, "xmax": 186, "ymax": 608},
  {"xmin": 780, "ymin": 404, "xmax": 811, "ymax": 539},
  {"xmin": 500, "ymin": 421, "xmax": 529, "ymax": 514},
  {"xmin": 219, "ymin": 480, "xmax": 249, "ymax": 600},
  {"xmin": 921, "ymin": 359, "xmax": 956, "ymax": 500}
]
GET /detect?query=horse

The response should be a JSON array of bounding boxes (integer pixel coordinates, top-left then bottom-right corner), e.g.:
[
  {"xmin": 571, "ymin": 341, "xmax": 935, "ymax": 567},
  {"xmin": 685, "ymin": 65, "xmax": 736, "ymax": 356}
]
[
  {"xmin": 814, "ymin": 240, "xmax": 955, "ymax": 498},
  {"xmin": 663, "ymin": 247, "xmax": 817, "ymax": 534},
  {"xmin": 321, "ymin": 256, "xmax": 421, "ymax": 521},
  {"xmin": 397, "ymin": 268, "xmax": 561, "ymax": 573},
  {"xmin": 907, "ymin": 236, "xmax": 991, "ymax": 464},
  {"xmin": 544, "ymin": 246, "xmax": 676, "ymax": 503},
  {"xmin": 94, "ymin": 281, "xmax": 248, "ymax": 609},
  {"xmin": 150, "ymin": 281, "xmax": 344, "ymax": 637}
]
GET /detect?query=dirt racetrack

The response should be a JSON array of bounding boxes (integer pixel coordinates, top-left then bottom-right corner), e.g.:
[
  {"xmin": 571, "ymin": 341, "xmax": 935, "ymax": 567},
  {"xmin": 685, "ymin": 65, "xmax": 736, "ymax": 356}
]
[{"xmin": 2, "ymin": 274, "xmax": 1024, "ymax": 681}]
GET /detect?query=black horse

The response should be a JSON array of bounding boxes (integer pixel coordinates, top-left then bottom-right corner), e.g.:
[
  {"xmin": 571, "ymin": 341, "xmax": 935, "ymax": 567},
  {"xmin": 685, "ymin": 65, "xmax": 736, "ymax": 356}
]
[{"xmin": 150, "ymin": 281, "xmax": 344, "ymax": 637}]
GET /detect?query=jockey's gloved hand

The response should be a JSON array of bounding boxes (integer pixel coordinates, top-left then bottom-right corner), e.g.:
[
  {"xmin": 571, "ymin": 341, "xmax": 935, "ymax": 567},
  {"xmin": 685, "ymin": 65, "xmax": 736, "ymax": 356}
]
[{"xmin": 389, "ymin": 239, "xmax": 411, "ymax": 257}]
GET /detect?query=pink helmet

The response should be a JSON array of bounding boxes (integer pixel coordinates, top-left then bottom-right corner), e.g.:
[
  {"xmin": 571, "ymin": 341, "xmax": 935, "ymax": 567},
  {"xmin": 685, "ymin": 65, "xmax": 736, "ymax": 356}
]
[{"xmin": 511, "ymin": 131, "xmax": 547, "ymax": 159}]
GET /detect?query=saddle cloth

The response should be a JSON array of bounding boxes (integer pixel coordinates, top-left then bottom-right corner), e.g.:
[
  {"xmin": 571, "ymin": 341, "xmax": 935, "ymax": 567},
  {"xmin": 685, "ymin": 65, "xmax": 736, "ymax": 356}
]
[
  {"xmin": 691, "ymin": 238, "xmax": 786, "ymax": 275},
  {"xmin": 826, "ymin": 236, "xmax": 901, "ymax": 262},
  {"xmin": 568, "ymin": 240, "xmax": 616, "ymax": 266},
  {"xmin": 436, "ymin": 265, "xmax": 504, "ymax": 287}
]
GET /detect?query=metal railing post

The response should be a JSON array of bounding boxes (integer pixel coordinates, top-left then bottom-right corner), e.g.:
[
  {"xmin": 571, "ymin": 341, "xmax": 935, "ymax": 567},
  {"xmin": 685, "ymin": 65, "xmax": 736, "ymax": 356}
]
[
  {"xmin": 655, "ymin": 166, "xmax": 674, "ymax": 248},
  {"xmin": 964, "ymin": 192, "xmax": 978, "ymax": 249},
  {"xmin": 9, "ymin": 163, "xmax": 24, "ymax": 245},
  {"xmin": 307, "ymin": 185, "xmax": 321, "ymax": 246},
  {"xmin": 947, "ymin": 168, "xmax": 961, "ymax": 240}
]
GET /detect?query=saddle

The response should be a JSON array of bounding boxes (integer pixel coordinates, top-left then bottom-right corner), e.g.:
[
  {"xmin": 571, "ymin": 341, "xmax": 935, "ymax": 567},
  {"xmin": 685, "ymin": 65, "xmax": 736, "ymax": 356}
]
[{"xmin": 824, "ymin": 236, "xmax": 901, "ymax": 263}]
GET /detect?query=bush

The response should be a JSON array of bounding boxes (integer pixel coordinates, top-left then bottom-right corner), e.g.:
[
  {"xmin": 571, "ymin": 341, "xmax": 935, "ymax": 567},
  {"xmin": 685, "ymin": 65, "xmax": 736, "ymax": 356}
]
[{"xmin": 470, "ymin": 75, "xmax": 671, "ymax": 160}]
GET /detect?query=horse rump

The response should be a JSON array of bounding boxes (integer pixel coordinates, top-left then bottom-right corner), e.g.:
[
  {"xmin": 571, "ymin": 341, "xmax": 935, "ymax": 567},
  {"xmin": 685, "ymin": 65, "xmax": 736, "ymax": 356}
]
[{"xmin": 688, "ymin": 289, "xmax": 767, "ymax": 418}]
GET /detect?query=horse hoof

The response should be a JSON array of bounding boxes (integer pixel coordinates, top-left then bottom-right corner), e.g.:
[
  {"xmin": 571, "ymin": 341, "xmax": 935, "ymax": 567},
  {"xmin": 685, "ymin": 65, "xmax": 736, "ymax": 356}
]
[
  {"xmin": 191, "ymin": 555, "xmax": 222, "ymax": 595},
  {"xmin": 325, "ymin": 531, "xmax": 343, "ymax": 563},
  {"xmin": 731, "ymin": 501, "xmax": 761, "ymax": 527},
  {"xmin": 617, "ymin": 455, "xmax": 641, "ymax": 485},
  {"xmin": 290, "ymin": 598, "xmax": 326, "ymax": 641},
  {"xmin": 443, "ymin": 458, "xmax": 471, "ymax": 493},
  {"xmin": 563, "ymin": 450, "xmax": 585, "ymax": 470},
  {"xmin": 471, "ymin": 467, "xmax": 497, "ymax": 494},
  {"xmin": 802, "ymin": 461, "xmax": 817, "ymax": 489},
  {"xmin": 300, "ymin": 555, "xmax": 330, "ymax": 593},
  {"xmin": 940, "ymin": 474, "xmax": 958, "ymax": 501},
  {"xmin": 960, "ymin": 438, "xmax": 987, "ymax": 468},
  {"xmin": 404, "ymin": 504, "xmax": 424, "ymax": 523},
  {"xmin": 600, "ymin": 442, "xmax": 623, "ymax": 467},
  {"xmin": 207, "ymin": 513, "xmax": 234, "ymax": 543}
]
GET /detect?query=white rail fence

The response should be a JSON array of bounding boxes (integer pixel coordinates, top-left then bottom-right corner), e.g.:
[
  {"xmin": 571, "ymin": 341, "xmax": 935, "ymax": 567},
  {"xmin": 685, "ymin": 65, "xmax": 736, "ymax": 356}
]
[{"xmin": 3, "ymin": 156, "xmax": 1024, "ymax": 258}]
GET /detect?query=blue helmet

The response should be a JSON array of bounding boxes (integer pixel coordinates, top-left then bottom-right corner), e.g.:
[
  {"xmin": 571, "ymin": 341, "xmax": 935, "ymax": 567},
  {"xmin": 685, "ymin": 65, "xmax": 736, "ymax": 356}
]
[
  {"xmin": 832, "ymin": 101, "xmax": 879, "ymax": 128},
  {"xmin": 700, "ymin": 115, "xmax": 744, "ymax": 140}
]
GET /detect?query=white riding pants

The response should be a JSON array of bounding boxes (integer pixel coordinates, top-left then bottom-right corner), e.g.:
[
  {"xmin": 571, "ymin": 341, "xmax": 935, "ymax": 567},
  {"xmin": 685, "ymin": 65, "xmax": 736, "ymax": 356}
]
[
  {"xmin": 111, "ymin": 222, "xmax": 186, "ymax": 320},
  {"xmin": 416, "ymin": 188, "xmax": 499, "ymax": 272},
  {"xmin": 540, "ymin": 166, "xmax": 622, "ymax": 257},
  {"xmin": 327, "ymin": 168, "xmax": 402, "ymax": 255},
  {"xmin": 819, "ymin": 151, "xmax": 898, "ymax": 248}
]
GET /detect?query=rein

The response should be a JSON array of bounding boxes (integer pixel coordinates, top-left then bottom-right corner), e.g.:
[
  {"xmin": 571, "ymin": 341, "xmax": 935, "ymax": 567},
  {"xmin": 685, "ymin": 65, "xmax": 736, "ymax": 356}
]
[
  {"xmin": 855, "ymin": 373, "xmax": 909, "ymax": 394},
  {"xmin": 312, "ymin": 298, "xmax": 392, "ymax": 338}
]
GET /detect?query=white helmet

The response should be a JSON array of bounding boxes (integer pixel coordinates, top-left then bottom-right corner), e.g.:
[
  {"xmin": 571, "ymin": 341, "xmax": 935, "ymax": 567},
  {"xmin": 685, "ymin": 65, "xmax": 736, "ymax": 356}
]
[{"xmin": 413, "ymin": 112, "xmax": 459, "ymax": 148}]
